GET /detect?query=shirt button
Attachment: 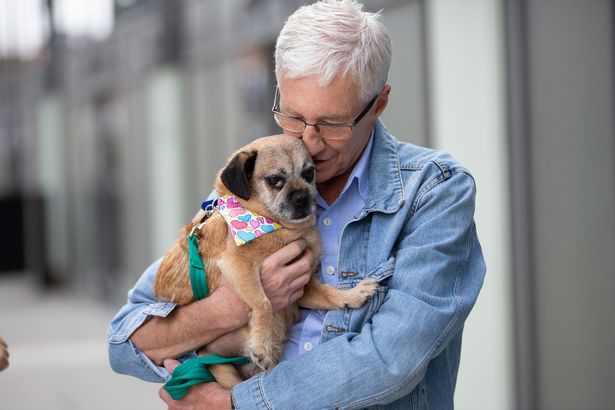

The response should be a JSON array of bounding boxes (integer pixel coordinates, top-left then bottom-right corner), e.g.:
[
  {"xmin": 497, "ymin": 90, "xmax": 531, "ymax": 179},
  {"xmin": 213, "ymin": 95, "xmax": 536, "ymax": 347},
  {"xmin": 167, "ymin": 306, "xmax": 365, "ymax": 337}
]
[
  {"xmin": 326, "ymin": 265, "xmax": 335, "ymax": 275},
  {"xmin": 323, "ymin": 218, "xmax": 332, "ymax": 226},
  {"xmin": 303, "ymin": 342, "xmax": 313, "ymax": 351}
]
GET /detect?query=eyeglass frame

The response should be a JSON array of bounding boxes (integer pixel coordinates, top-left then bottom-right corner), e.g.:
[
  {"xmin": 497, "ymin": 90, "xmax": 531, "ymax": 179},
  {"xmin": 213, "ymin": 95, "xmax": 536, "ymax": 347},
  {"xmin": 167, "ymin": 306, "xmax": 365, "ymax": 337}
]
[{"xmin": 271, "ymin": 86, "xmax": 379, "ymax": 140}]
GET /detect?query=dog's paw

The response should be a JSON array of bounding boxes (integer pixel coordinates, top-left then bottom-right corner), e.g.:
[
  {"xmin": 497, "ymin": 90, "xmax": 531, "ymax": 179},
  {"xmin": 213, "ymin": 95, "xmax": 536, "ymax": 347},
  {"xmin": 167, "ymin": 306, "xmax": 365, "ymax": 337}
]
[
  {"xmin": 247, "ymin": 339, "xmax": 276, "ymax": 371},
  {"xmin": 342, "ymin": 278, "xmax": 378, "ymax": 309},
  {"xmin": 249, "ymin": 348, "xmax": 275, "ymax": 371}
]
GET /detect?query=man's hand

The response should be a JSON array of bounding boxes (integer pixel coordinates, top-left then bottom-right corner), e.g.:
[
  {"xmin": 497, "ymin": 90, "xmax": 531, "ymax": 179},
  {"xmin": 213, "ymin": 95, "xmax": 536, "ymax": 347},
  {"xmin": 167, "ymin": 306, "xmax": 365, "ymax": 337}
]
[
  {"xmin": 159, "ymin": 359, "xmax": 231, "ymax": 410},
  {"xmin": 0, "ymin": 337, "xmax": 9, "ymax": 372},
  {"xmin": 259, "ymin": 239, "xmax": 314, "ymax": 311}
]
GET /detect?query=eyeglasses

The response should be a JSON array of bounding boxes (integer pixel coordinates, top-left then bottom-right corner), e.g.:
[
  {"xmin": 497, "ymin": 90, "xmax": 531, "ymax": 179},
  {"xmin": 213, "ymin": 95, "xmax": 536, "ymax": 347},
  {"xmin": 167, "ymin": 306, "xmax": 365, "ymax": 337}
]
[{"xmin": 271, "ymin": 86, "xmax": 378, "ymax": 141}]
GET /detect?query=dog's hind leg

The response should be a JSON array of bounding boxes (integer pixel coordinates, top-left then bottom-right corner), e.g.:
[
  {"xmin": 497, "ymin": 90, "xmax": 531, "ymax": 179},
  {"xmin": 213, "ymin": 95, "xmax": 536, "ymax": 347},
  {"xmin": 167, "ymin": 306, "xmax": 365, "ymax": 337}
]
[
  {"xmin": 208, "ymin": 363, "xmax": 243, "ymax": 389},
  {"xmin": 197, "ymin": 327, "xmax": 250, "ymax": 389}
]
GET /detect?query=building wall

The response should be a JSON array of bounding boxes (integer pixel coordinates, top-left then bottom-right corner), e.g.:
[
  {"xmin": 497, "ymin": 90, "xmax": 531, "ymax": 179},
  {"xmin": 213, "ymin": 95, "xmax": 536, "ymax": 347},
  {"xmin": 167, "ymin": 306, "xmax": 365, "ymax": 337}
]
[
  {"xmin": 525, "ymin": 1, "xmax": 615, "ymax": 408},
  {"xmin": 145, "ymin": 67, "xmax": 189, "ymax": 258},
  {"xmin": 36, "ymin": 96, "xmax": 69, "ymax": 283},
  {"xmin": 426, "ymin": 1, "xmax": 514, "ymax": 409},
  {"xmin": 380, "ymin": 1, "xmax": 429, "ymax": 146}
]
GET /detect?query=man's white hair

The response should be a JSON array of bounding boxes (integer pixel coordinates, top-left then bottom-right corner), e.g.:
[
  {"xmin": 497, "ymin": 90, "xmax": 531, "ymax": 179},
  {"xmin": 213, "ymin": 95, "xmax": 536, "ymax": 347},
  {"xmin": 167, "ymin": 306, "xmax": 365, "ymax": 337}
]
[{"xmin": 275, "ymin": 0, "xmax": 392, "ymax": 102}]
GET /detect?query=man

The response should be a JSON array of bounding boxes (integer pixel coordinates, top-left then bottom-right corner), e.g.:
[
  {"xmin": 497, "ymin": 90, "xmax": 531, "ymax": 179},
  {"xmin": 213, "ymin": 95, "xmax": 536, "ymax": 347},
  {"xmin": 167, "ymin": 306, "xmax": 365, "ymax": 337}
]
[{"xmin": 108, "ymin": 1, "xmax": 486, "ymax": 408}]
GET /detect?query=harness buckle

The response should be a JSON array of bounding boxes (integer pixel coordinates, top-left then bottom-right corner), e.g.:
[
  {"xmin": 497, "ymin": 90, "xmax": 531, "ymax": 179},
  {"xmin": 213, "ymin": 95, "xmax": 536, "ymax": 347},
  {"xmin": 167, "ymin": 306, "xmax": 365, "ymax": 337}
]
[
  {"xmin": 189, "ymin": 225, "xmax": 201, "ymax": 239},
  {"xmin": 190, "ymin": 212, "xmax": 212, "ymax": 239}
]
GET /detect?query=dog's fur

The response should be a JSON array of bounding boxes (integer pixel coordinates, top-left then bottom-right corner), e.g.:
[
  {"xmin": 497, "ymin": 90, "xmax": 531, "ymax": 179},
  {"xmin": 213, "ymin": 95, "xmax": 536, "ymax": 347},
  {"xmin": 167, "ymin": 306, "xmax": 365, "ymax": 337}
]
[{"xmin": 153, "ymin": 135, "xmax": 377, "ymax": 388}]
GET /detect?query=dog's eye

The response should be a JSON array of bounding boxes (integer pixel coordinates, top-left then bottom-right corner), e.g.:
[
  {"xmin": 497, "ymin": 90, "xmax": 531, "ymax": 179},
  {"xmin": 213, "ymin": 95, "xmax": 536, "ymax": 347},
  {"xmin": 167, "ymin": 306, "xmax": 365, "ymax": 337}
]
[
  {"xmin": 265, "ymin": 175, "xmax": 285, "ymax": 189},
  {"xmin": 301, "ymin": 167, "xmax": 315, "ymax": 183}
]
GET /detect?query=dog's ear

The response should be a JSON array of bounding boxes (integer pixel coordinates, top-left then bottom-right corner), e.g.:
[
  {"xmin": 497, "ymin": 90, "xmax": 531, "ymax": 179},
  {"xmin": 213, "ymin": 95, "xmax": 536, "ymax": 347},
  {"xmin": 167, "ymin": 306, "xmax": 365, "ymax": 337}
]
[{"xmin": 220, "ymin": 150, "xmax": 257, "ymax": 200}]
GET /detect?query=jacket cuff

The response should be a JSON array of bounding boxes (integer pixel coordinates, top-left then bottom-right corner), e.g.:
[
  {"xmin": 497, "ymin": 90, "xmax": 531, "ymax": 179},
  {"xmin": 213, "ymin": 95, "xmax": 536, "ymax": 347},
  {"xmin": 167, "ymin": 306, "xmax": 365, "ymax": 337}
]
[
  {"xmin": 131, "ymin": 339, "xmax": 172, "ymax": 381},
  {"xmin": 231, "ymin": 373, "xmax": 272, "ymax": 410},
  {"xmin": 108, "ymin": 302, "xmax": 177, "ymax": 344},
  {"xmin": 107, "ymin": 337, "xmax": 170, "ymax": 382},
  {"xmin": 143, "ymin": 302, "xmax": 177, "ymax": 318}
]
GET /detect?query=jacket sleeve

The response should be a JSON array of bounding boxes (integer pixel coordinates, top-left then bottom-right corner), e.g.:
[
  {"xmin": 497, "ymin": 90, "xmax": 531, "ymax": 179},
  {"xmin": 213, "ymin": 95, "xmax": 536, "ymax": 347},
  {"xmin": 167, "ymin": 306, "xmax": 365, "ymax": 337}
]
[
  {"xmin": 107, "ymin": 258, "xmax": 179, "ymax": 382},
  {"xmin": 231, "ymin": 171, "xmax": 486, "ymax": 409}
]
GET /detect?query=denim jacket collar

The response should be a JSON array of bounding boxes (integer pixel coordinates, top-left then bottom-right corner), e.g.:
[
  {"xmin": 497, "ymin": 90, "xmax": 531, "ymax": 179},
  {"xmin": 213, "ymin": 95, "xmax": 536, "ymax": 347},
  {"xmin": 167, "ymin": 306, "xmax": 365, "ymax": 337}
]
[{"xmin": 364, "ymin": 119, "xmax": 405, "ymax": 214}]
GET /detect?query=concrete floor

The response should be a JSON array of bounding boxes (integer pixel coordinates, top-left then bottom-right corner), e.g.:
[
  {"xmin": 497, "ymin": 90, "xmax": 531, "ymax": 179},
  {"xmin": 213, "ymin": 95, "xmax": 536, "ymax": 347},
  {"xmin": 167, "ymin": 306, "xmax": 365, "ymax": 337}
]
[{"xmin": 0, "ymin": 273, "xmax": 163, "ymax": 410}]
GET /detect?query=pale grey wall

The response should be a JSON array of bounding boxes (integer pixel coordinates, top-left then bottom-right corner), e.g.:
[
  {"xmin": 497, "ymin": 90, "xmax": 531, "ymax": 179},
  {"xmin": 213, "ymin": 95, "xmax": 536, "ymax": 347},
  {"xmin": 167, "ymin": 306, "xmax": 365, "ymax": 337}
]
[
  {"xmin": 526, "ymin": 1, "xmax": 615, "ymax": 409},
  {"xmin": 145, "ymin": 67, "xmax": 190, "ymax": 259},
  {"xmin": 381, "ymin": 1, "xmax": 429, "ymax": 146},
  {"xmin": 36, "ymin": 97, "xmax": 69, "ymax": 283},
  {"xmin": 426, "ymin": 1, "xmax": 513, "ymax": 409}
]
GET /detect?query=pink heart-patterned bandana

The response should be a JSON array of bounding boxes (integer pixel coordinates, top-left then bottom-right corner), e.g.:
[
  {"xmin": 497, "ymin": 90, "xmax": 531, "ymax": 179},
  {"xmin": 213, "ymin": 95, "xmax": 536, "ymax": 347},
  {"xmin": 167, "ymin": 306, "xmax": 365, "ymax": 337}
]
[{"xmin": 216, "ymin": 195, "xmax": 283, "ymax": 246}]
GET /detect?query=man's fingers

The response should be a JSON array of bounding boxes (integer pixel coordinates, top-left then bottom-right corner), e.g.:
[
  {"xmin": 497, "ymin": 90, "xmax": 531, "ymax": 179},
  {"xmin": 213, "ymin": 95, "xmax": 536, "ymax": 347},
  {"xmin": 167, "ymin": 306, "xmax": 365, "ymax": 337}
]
[
  {"xmin": 0, "ymin": 353, "xmax": 8, "ymax": 372},
  {"xmin": 289, "ymin": 287, "xmax": 305, "ymax": 304},
  {"xmin": 0, "ymin": 337, "xmax": 9, "ymax": 371},
  {"xmin": 158, "ymin": 387, "xmax": 181, "ymax": 409},
  {"xmin": 159, "ymin": 386, "xmax": 172, "ymax": 402},
  {"xmin": 163, "ymin": 358, "xmax": 181, "ymax": 373},
  {"xmin": 280, "ymin": 247, "xmax": 312, "ymax": 281},
  {"xmin": 288, "ymin": 267, "xmax": 312, "ymax": 291},
  {"xmin": 267, "ymin": 239, "xmax": 307, "ymax": 267},
  {"xmin": 260, "ymin": 240, "xmax": 315, "ymax": 311}
]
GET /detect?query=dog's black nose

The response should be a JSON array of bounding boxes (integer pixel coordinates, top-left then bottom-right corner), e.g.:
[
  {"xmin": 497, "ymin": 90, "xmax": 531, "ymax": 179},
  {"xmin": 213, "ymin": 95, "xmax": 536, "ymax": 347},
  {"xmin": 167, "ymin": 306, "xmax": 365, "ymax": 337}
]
[{"xmin": 288, "ymin": 189, "xmax": 310, "ymax": 210}]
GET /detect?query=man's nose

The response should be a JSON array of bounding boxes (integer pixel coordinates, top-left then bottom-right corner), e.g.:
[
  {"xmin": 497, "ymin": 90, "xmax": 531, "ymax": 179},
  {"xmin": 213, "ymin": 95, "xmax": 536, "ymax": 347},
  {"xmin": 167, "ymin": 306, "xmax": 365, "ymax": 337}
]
[{"xmin": 301, "ymin": 124, "xmax": 326, "ymax": 156}]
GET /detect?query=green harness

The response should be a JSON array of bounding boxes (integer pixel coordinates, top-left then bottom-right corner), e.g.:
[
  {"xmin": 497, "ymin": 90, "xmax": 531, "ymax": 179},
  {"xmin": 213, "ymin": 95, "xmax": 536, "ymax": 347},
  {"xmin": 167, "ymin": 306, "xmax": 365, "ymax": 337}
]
[{"xmin": 162, "ymin": 209, "xmax": 251, "ymax": 400}]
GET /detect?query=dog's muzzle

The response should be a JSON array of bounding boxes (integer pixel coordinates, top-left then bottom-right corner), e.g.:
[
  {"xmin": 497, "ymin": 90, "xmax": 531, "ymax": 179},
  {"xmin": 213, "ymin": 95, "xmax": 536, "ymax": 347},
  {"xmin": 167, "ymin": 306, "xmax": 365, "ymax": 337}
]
[{"xmin": 288, "ymin": 189, "xmax": 313, "ymax": 219}]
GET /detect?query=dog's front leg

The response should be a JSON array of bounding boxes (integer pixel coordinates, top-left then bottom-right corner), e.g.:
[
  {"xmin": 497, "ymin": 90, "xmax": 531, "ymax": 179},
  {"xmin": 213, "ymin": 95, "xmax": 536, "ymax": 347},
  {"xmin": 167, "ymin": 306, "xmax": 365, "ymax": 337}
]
[
  {"xmin": 217, "ymin": 256, "xmax": 276, "ymax": 371},
  {"xmin": 299, "ymin": 275, "xmax": 378, "ymax": 310}
]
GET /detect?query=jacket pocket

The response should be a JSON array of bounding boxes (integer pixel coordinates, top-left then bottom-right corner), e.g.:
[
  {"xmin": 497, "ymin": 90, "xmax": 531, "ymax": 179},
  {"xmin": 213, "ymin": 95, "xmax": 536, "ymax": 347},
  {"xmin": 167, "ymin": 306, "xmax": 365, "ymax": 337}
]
[{"xmin": 348, "ymin": 256, "xmax": 395, "ymax": 329}]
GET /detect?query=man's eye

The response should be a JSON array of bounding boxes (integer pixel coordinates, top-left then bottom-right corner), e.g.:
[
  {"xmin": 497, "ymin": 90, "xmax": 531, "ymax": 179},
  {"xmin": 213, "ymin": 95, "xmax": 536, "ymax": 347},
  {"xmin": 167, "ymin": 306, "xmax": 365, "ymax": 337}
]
[
  {"xmin": 301, "ymin": 168, "xmax": 315, "ymax": 182},
  {"xmin": 266, "ymin": 175, "xmax": 285, "ymax": 189}
]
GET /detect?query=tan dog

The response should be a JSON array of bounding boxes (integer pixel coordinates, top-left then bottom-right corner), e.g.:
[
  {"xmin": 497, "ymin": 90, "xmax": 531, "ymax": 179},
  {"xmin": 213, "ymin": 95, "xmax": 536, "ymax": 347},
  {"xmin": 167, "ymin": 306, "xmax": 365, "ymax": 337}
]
[{"xmin": 153, "ymin": 134, "xmax": 377, "ymax": 388}]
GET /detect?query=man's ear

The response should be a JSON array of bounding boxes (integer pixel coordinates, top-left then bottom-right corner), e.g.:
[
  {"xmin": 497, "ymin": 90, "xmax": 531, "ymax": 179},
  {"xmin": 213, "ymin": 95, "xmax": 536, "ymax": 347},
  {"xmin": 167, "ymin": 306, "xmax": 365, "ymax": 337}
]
[
  {"xmin": 220, "ymin": 150, "xmax": 257, "ymax": 200},
  {"xmin": 373, "ymin": 84, "xmax": 391, "ymax": 118}
]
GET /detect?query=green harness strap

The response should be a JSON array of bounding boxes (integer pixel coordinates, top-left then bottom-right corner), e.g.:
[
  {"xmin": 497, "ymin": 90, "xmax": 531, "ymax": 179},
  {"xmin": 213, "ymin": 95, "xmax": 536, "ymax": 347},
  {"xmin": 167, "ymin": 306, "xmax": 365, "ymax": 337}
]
[
  {"xmin": 188, "ymin": 233, "xmax": 208, "ymax": 300},
  {"xmin": 163, "ymin": 355, "xmax": 251, "ymax": 400},
  {"xmin": 162, "ymin": 228, "xmax": 250, "ymax": 400}
]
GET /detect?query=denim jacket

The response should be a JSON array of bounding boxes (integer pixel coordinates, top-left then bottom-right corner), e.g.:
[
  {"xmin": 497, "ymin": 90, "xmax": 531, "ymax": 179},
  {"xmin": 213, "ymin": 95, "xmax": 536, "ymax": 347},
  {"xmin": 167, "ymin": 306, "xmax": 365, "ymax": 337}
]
[{"xmin": 108, "ymin": 120, "xmax": 486, "ymax": 409}]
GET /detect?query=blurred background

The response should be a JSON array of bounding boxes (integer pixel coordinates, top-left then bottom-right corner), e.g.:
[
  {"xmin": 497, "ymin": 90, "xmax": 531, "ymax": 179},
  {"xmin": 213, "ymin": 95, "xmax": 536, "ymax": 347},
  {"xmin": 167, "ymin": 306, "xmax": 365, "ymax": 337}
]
[{"xmin": 0, "ymin": 0, "xmax": 613, "ymax": 409}]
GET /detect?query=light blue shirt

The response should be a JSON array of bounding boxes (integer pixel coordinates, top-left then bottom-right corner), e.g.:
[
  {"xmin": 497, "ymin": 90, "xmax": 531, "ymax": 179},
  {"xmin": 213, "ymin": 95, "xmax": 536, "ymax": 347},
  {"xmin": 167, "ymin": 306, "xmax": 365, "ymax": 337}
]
[{"xmin": 282, "ymin": 134, "xmax": 373, "ymax": 360}]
